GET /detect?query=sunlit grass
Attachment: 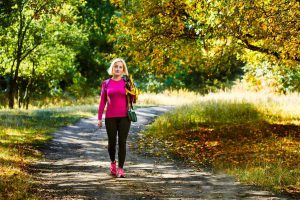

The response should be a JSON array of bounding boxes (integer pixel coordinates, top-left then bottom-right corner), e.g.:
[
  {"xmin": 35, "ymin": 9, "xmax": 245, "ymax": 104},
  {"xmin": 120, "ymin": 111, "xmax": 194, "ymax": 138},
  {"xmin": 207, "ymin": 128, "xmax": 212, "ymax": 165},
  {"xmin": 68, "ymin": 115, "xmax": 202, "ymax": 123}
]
[
  {"xmin": 137, "ymin": 89, "xmax": 201, "ymax": 106},
  {"xmin": 139, "ymin": 89, "xmax": 300, "ymax": 124},
  {"xmin": 200, "ymin": 90, "xmax": 300, "ymax": 125},
  {"xmin": 139, "ymin": 90, "xmax": 300, "ymax": 196},
  {"xmin": 1, "ymin": 90, "xmax": 299, "ymax": 198},
  {"xmin": 0, "ymin": 105, "xmax": 97, "ymax": 200},
  {"xmin": 9, "ymin": 96, "xmax": 100, "ymax": 110}
]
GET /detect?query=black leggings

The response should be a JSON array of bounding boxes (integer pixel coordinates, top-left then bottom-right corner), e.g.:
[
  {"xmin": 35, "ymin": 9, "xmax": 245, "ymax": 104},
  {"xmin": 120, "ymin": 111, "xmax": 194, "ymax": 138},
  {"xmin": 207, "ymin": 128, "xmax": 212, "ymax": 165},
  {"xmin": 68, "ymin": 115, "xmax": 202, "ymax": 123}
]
[{"xmin": 105, "ymin": 117, "xmax": 131, "ymax": 168}]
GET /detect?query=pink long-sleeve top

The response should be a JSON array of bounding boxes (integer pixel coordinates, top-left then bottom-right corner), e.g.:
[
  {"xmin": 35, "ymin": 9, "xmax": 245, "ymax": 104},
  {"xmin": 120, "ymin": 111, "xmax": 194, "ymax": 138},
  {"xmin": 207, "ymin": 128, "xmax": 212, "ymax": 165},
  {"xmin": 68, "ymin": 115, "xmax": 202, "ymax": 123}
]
[{"xmin": 98, "ymin": 79, "xmax": 128, "ymax": 120}]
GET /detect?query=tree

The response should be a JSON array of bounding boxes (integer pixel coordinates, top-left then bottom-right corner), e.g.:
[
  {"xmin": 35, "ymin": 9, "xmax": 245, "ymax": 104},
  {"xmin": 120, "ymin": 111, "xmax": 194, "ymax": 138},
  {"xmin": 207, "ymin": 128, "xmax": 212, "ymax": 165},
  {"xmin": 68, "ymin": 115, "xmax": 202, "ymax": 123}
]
[
  {"xmin": 0, "ymin": 0, "xmax": 86, "ymax": 108},
  {"xmin": 109, "ymin": 0, "xmax": 299, "ymax": 91},
  {"xmin": 188, "ymin": 0, "xmax": 300, "ymax": 63},
  {"xmin": 76, "ymin": 0, "xmax": 116, "ymax": 92},
  {"xmin": 110, "ymin": 0, "xmax": 244, "ymax": 91}
]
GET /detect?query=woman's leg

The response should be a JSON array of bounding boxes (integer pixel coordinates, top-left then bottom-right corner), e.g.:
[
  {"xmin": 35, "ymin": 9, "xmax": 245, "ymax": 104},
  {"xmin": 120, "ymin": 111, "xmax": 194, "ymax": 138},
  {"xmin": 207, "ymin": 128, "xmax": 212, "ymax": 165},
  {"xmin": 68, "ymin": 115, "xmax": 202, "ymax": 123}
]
[
  {"xmin": 117, "ymin": 117, "xmax": 131, "ymax": 168},
  {"xmin": 105, "ymin": 118, "xmax": 118, "ymax": 162}
]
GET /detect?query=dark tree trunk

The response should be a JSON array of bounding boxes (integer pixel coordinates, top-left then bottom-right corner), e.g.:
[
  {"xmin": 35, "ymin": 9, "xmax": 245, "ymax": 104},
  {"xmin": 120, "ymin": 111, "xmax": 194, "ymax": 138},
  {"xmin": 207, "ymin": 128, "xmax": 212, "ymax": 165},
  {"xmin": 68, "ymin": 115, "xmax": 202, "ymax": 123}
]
[{"xmin": 8, "ymin": 77, "xmax": 14, "ymax": 109}]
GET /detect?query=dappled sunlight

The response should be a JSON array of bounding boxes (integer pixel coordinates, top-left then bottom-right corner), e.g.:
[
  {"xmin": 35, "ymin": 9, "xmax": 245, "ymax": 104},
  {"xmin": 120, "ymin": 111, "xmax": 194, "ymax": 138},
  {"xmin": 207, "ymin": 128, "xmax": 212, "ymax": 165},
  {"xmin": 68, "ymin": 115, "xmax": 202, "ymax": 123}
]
[
  {"xmin": 0, "ymin": 0, "xmax": 298, "ymax": 199},
  {"xmin": 3, "ymin": 128, "xmax": 26, "ymax": 137},
  {"xmin": 139, "ymin": 93, "xmax": 300, "ymax": 195},
  {"xmin": 0, "ymin": 153, "xmax": 24, "ymax": 164},
  {"xmin": 30, "ymin": 107, "xmax": 285, "ymax": 199},
  {"xmin": 130, "ymin": 163, "xmax": 162, "ymax": 169},
  {"xmin": 0, "ymin": 106, "xmax": 99, "ymax": 199},
  {"xmin": 145, "ymin": 122, "xmax": 300, "ymax": 193},
  {"xmin": 0, "ymin": 165, "xmax": 33, "ymax": 200},
  {"xmin": 135, "ymin": 111, "xmax": 159, "ymax": 117}
]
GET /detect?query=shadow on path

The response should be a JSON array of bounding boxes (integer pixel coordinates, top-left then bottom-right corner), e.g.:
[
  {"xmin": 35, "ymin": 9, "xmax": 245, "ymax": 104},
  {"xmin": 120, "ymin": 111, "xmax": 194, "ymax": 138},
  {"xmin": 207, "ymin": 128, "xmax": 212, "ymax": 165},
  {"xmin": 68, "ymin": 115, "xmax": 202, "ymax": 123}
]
[{"xmin": 32, "ymin": 106, "xmax": 289, "ymax": 199}]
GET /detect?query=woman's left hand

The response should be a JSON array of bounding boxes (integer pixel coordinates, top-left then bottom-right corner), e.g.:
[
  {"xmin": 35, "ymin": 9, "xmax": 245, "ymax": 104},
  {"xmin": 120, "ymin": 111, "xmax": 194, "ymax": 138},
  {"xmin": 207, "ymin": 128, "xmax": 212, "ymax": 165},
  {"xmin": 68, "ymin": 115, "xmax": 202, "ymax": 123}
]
[{"xmin": 98, "ymin": 120, "xmax": 103, "ymax": 128}]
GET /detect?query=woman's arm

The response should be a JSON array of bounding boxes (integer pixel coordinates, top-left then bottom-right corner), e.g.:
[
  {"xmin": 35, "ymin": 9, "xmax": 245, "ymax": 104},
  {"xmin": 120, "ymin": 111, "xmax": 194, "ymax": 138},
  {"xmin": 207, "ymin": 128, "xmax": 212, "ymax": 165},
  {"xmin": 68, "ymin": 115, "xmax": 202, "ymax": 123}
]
[{"xmin": 98, "ymin": 81, "xmax": 107, "ymax": 121}]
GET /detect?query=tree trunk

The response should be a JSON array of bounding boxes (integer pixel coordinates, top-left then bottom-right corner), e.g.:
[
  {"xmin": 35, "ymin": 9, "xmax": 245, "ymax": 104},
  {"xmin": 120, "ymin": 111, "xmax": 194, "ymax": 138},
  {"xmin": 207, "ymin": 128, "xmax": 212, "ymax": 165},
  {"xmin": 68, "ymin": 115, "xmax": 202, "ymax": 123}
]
[
  {"xmin": 24, "ymin": 61, "xmax": 36, "ymax": 109},
  {"xmin": 8, "ymin": 77, "xmax": 14, "ymax": 109},
  {"xmin": 25, "ymin": 89, "xmax": 30, "ymax": 110},
  {"xmin": 11, "ymin": 51, "xmax": 22, "ymax": 109},
  {"xmin": 18, "ymin": 84, "xmax": 22, "ymax": 109},
  {"xmin": 7, "ymin": 0, "xmax": 44, "ymax": 108},
  {"xmin": 24, "ymin": 83, "xmax": 29, "ymax": 109}
]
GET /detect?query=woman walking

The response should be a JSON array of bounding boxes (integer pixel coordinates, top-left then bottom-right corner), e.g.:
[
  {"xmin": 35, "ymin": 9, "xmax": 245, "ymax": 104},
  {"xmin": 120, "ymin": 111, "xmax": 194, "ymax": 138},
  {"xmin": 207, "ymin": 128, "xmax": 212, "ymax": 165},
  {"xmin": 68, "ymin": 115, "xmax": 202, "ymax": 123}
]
[{"xmin": 98, "ymin": 58, "xmax": 131, "ymax": 178}]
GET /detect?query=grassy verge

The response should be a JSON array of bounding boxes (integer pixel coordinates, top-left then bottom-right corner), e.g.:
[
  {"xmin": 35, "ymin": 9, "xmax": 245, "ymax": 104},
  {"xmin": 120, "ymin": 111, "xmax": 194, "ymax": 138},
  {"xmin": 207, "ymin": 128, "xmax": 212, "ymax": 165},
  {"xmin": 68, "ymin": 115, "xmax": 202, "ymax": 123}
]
[
  {"xmin": 0, "ymin": 105, "xmax": 98, "ymax": 200},
  {"xmin": 138, "ymin": 91, "xmax": 300, "ymax": 197},
  {"xmin": 137, "ymin": 89, "xmax": 201, "ymax": 106}
]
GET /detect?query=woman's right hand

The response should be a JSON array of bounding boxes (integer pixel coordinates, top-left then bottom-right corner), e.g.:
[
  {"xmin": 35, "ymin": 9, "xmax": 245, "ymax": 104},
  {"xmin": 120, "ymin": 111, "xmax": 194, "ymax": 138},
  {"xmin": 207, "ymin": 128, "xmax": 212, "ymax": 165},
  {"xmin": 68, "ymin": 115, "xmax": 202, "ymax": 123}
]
[{"xmin": 98, "ymin": 120, "xmax": 103, "ymax": 128}]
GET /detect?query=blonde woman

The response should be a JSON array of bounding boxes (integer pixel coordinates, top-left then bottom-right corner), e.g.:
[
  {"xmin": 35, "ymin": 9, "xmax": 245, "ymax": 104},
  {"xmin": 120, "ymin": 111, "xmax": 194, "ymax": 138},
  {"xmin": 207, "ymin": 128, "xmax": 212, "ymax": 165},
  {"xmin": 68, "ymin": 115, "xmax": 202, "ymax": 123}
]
[{"xmin": 98, "ymin": 58, "xmax": 130, "ymax": 178}]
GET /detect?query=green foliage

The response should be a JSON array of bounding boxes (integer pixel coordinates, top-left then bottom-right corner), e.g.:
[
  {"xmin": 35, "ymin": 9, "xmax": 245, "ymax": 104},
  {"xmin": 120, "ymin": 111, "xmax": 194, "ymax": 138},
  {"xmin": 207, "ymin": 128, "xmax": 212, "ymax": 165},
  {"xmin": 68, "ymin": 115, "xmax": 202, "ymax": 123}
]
[
  {"xmin": 75, "ymin": 0, "xmax": 116, "ymax": 92},
  {"xmin": 0, "ymin": 0, "xmax": 87, "ymax": 108},
  {"xmin": 0, "ymin": 0, "xmax": 119, "ymax": 108},
  {"xmin": 1, "ymin": 0, "xmax": 300, "ymax": 106},
  {"xmin": 109, "ymin": 0, "xmax": 244, "ymax": 92},
  {"xmin": 242, "ymin": 52, "xmax": 300, "ymax": 93},
  {"xmin": 110, "ymin": 0, "xmax": 299, "ymax": 92}
]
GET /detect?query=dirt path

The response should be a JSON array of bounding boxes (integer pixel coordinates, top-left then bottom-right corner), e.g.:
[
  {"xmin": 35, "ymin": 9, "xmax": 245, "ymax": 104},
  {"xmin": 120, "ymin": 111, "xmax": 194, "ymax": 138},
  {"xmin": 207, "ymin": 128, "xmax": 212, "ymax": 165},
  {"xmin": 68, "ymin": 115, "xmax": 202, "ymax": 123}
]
[{"xmin": 34, "ymin": 106, "xmax": 288, "ymax": 199}]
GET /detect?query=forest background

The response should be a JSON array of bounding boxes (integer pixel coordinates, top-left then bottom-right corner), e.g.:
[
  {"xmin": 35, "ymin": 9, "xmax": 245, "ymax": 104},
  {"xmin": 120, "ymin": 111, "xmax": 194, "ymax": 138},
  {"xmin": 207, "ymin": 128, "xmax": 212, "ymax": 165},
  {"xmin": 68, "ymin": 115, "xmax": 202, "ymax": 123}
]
[
  {"xmin": 0, "ymin": 0, "xmax": 300, "ymax": 199},
  {"xmin": 0, "ymin": 0, "xmax": 299, "ymax": 109}
]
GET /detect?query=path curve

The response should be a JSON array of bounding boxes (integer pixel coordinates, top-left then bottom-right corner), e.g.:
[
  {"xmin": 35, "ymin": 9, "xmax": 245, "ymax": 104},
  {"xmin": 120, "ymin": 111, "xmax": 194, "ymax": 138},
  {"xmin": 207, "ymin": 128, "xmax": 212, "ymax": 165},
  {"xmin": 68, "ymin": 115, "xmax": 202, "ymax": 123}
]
[{"xmin": 34, "ymin": 106, "xmax": 288, "ymax": 199}]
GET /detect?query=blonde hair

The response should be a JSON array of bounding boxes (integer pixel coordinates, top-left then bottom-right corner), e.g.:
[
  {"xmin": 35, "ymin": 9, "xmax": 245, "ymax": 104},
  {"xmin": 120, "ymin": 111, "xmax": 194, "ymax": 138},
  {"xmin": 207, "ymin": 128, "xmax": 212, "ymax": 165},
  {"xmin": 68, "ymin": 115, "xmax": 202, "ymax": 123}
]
[{"xmin": 107, "ymin": 58, "xmax": 129, "ymax": 76}]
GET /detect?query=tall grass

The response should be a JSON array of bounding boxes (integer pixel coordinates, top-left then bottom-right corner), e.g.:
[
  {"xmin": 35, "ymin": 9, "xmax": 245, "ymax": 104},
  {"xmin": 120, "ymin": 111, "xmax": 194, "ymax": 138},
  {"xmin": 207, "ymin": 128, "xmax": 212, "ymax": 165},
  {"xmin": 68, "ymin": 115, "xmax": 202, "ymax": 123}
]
[
  {"xmin": 199, "ymin": 90, "xmax": 300, "ymax": 124},
  {"xmin": 138, "ymin": 89, "xmax": 201, "ymax": 106},
  {"xmin": 0, "ymin": 105, "xmax": 98, "ymax": 200},
  {"xmin": 139, "ymin": 90, "xmax": 300, "ymax": 195}
]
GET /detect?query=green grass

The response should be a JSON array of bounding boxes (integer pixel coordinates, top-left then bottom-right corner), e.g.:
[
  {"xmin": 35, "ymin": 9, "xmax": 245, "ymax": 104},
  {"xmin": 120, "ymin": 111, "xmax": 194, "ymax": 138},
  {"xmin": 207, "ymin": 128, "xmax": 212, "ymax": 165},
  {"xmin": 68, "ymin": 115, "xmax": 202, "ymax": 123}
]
[
  {"xmin": 0, "ymin": 105, "xmax": 98, "ymax": 200},
  {"xmin": 139, "ymin": 91, "xmax": 300, "ymax": 196},
  {"xmin": 1, "ymin": 91, "xmax": 299, "ymax": 198}
]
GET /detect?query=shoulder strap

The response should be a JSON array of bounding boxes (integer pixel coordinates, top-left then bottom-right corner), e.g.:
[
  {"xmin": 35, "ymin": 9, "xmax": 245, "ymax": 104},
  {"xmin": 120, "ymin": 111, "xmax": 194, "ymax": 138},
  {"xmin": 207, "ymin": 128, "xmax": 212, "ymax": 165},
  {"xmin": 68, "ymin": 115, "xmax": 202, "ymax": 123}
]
[
  {"xmin": 104, "ymin": 78, "xmax": 111, "ymax": 93},
  {"xmin": 104, "ymin": 79, "xmax": 111, "ymax": 101},
  {"xmin": 105, "ymin": 78, "xmax": 111, "ymax": 90}
]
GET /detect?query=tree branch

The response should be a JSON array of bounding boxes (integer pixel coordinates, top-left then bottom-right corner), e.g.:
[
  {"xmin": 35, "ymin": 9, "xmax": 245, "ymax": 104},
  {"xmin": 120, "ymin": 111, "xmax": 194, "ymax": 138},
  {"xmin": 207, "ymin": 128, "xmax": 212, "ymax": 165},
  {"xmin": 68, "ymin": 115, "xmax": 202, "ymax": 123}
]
[
  {"xmin": 242, "ymin": 39, "xmax": 280, "ymax": 58},
  {"xmin": 20, "ymin": 0, "xmax": 52, "ymax": 60},
  {"xmin": 22, "ymin": 0, "xmax": 51, "ymax": 46},
  {"xmin": 241, "ymin": 39, "xmax": 300, "ymax": 62},
  {"xmin": 20, "ymin": 44, "xmax": 39, "ymax": 61}
]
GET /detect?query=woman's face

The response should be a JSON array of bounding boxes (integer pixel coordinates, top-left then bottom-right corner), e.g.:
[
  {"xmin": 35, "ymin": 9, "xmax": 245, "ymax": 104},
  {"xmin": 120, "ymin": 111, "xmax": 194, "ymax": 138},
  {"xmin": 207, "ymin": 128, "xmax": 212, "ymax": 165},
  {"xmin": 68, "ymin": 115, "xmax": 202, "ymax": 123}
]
[{"xmin": 112, "ymin": 61, "xmax": 124, "ymax": 76}]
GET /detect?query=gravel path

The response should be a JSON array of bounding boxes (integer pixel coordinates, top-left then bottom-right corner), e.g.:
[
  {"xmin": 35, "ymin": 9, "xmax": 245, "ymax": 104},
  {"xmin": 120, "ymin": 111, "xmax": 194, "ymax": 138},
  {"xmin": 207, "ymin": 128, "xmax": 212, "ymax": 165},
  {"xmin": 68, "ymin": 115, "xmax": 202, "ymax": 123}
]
[{"xmin": 34, "ymin": 106, "xmax": 288, "ymax": 199}]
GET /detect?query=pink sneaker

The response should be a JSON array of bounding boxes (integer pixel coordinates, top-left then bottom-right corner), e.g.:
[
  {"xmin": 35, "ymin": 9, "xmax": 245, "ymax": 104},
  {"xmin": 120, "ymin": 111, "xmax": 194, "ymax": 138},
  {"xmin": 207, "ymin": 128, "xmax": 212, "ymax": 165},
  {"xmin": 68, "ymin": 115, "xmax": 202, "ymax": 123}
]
[
  {"xmin": 110, "ymin": 161, "xmax": 116, "ymax": 176},
  {"xmin": 117, "ymin": 168, "xmax": 125, "ymax": 178}
]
